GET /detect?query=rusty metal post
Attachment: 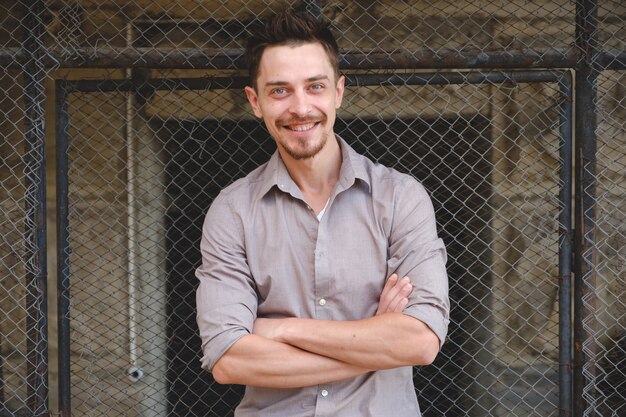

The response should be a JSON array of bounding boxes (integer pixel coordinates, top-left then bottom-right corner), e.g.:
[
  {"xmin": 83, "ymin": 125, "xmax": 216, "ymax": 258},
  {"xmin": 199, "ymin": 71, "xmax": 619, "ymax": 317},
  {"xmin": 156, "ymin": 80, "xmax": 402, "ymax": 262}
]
[
  {"xmin": 558, "ymin": 72, "xmax": 574, "ymax": 417},
  {"xmin": 20, "ymin": 0, "xmax": 49, "ymax": 415},
  {"xmin": 55, "ymin": 79, "xmax": 71, "ymax": 417},
  {"xmin": 574, "ymin": 0, "xmax": 599, "ymax": 416}
]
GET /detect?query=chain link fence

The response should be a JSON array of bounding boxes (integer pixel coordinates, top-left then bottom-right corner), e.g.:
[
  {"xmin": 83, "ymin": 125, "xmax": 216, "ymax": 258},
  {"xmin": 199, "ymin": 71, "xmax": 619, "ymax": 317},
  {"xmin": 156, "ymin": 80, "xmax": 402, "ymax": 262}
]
[{"xmin": 0, "ymin": 1, "xmax": 624, "ymax": 417}]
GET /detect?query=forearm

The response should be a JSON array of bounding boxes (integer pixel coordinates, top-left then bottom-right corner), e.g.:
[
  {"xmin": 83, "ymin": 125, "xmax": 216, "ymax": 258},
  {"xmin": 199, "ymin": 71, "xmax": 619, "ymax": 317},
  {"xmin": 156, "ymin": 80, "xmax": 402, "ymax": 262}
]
[
  {"xmin": 269, "ymin": 313, "xmax": 440, "ymax": 369},
  {"xmin": 211, "ymin": 334, "xmax": 370, "ymax": 388}
]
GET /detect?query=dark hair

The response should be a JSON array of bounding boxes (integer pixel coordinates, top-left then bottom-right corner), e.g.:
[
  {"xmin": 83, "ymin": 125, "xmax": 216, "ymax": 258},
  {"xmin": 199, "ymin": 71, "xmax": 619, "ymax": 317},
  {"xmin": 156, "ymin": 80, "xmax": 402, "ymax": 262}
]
[{"xmin": 245, "ymin": 8, "xmax": 340, "ymax": 90}]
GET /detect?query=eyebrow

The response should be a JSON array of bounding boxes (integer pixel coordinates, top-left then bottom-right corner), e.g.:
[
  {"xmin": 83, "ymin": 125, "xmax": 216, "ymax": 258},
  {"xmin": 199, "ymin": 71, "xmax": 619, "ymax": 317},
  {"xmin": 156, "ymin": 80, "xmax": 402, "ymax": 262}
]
[{"xmin": 263, "ymin": 74, "xmax": 330, "ymax": 88}]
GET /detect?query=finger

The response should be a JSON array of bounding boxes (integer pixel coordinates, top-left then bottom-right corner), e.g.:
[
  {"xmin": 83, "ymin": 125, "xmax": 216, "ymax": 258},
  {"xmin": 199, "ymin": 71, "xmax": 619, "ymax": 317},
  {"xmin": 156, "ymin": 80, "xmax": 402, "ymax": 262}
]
[
  {"xmin": 382, "ymin": 273, "xmax": 399, "ymax": 292},
  {"xmin": 380, "ymin": 275, "xmax": 406, "ymax": 309},
  {"xmin": 379, "ymin": 276, "xmax": 411, "ymax": 314},
  {"xmin": 399, "ymin": 280, "xmax": 413, "ymax": 298},
  {"xmin": 384, "ymin": 280, "xmax": 413, "ymax": 313},
  {"xmin": 377, "ymin": 274, "xmax": 398, "ymax": 313},
  {"xmin": 387, "ymin": 295, "xmax": 409, "ymax": 313},
  {"xmin": 388, "ymin": 295, "xmax": 409, "ymax": 312}
]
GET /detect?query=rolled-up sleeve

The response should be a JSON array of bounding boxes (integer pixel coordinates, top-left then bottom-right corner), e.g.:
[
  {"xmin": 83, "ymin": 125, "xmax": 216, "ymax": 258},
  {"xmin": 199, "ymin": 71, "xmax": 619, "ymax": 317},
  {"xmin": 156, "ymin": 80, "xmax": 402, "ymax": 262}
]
[
  {"xmin": 195, "ymin": 192, "xmax": 258, "ymax": 371},
  {"xmin": 387, "ymin": 178, "xmax": 450, "ymax": 347}
]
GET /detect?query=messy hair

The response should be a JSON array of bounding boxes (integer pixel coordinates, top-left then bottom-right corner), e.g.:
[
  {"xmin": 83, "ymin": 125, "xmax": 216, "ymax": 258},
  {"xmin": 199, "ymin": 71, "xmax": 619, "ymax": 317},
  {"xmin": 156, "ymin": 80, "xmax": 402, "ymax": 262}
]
[{"xmin": 245, "ymin": 8, "xmax": 340, "ymax": 90}]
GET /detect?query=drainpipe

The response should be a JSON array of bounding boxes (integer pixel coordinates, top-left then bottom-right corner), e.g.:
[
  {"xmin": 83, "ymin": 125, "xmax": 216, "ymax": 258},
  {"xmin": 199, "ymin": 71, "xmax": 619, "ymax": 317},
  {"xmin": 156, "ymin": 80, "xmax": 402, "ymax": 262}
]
[{"xmin": 125, "ymin": 21, "xmax": 143, "ymax": 383}]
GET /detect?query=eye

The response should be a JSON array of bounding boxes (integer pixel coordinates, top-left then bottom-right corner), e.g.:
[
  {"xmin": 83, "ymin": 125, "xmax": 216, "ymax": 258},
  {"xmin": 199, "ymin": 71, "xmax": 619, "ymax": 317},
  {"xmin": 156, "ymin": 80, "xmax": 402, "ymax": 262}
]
[
  {"xmin": 310, "ymin": 83, "xmax": 324, "ymax": 91},
  {"xmin": 271, "ymin": 87, "xmax": 287, "ymax": 96}
]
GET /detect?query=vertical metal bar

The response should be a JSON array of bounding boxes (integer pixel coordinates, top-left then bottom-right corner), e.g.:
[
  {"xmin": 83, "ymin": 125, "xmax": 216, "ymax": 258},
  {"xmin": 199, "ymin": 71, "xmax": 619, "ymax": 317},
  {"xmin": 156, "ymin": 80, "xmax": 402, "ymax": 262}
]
[
  {"xmin": 301, "ymin": 0, "xmax": 322, "ymax": 19},
  {"xmin": 125, "ymin": 22, "xmax": 143, "ymax": 382},
  {"xmin": 559, "ymin": 71, "xmax": 574, "ymax": 417},
  {"xmin": 20, "ymin": 0, "xmax": 49, "ymax": 415},
  {"xmin": 574, "ymin": 1, "xmax": 599, "ymax": 416},
  {"xmin": 55, "ymin": 80, "xmax": 72, "ymax": 417}
]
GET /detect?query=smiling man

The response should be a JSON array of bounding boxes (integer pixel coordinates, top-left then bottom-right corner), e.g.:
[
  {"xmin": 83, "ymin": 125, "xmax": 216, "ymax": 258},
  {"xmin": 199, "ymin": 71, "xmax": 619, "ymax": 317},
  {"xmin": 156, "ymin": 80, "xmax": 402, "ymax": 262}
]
[{"xmin": 195, "ymin": 8, "xmax": 449, "ymax": 417}]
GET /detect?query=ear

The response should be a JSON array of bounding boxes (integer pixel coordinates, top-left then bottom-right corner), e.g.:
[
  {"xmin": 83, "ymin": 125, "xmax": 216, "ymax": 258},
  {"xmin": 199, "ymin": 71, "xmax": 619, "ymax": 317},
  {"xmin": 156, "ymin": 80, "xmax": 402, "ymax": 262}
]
[
  {"xmin": 335, "ymin": 75, "xmax": 345, "ymax": 109},
  {"xmin": 245, "ymin": 86, "xmax": 263, "ymax": 118}
]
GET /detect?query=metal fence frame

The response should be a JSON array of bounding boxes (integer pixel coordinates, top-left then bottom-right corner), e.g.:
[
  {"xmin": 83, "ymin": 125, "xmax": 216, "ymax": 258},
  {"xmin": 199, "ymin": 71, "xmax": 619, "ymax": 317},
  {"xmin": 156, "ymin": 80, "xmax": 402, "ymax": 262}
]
[
  {"xmin": 55, "ymin": 70, "xmax": 574, "ymax": 417},
  {"xmin": 3, "ymin": 0, "xmax": 624, "ymax": 416}
]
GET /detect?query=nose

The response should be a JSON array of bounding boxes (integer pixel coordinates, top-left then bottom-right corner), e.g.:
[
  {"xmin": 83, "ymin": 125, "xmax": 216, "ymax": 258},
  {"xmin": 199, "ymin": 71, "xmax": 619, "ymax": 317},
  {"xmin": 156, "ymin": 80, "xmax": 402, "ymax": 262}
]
[{"xmin": 288, "ymin": 89, "xmax": 311, "ymax": 117}]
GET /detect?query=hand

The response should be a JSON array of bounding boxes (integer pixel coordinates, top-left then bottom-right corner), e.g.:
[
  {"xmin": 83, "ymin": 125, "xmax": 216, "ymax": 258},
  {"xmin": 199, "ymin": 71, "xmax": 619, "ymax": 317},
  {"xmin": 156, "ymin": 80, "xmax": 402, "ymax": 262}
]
[{"xmin": 375, "ymin": 273, "xmax": 412, "ymax": 316}]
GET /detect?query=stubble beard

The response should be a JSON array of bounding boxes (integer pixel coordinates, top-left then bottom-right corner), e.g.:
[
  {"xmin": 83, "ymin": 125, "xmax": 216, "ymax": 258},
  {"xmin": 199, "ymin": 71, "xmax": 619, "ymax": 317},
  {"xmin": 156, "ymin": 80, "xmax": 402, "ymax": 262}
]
[
  {"xmin": 275, "ymin": 115, "xmax": 330, "ymax": 160},
  {"xmin": 281, "ymin": 131, "xmax": 329, "ymax": 160}
]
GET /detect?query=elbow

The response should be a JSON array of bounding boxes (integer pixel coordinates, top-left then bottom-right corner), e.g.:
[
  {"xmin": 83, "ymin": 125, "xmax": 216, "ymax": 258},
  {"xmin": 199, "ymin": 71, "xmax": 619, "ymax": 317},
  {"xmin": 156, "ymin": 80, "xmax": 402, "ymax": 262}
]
[
  {"xmin": 410, "ymin": 329, "xmax": 441, "ymax": 366},
  {"xmin": 415, "ymin": 344, "xmax": 439, "ymax": 366},
  {"xmin": 211, "ymin": 357, "xmax": 235, "ymax": 385}
]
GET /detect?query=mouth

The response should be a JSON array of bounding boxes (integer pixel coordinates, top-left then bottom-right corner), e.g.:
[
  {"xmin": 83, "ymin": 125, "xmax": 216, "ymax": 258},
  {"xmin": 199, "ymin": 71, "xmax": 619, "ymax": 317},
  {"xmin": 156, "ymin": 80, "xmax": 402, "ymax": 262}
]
[{"xmin": 283, "ymin": 122, "xmax": 319, "ymax": 132}]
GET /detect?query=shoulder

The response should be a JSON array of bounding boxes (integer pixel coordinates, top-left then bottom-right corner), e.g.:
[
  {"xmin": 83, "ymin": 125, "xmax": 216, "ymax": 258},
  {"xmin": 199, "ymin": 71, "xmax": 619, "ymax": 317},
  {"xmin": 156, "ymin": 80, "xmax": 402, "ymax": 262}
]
[
  {"xmin": 214, "ymin": 161, "xmax": 272, "ymax": 206},
  {"xmin": 357, "ymin": 154, "xmax": 429, "ymax": 201},
  {"xmin": 204, "ymin": 160, "xmax": 274, "ymax": 232}
]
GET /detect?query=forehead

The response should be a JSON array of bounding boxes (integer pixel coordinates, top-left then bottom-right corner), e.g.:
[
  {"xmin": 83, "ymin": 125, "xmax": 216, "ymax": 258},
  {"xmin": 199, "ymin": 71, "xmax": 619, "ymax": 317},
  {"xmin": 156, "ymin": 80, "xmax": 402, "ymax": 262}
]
[{"xmin": 257, "ymin": 42, "xmax": 335, "ymax": 83}]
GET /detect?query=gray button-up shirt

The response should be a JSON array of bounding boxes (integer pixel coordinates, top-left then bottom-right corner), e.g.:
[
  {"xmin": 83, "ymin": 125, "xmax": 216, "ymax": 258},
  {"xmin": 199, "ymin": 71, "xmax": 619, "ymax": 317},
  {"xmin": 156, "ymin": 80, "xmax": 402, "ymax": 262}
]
[{"xmin": 196, "ymin": 136, "xmax": 449, "ymax": 417}]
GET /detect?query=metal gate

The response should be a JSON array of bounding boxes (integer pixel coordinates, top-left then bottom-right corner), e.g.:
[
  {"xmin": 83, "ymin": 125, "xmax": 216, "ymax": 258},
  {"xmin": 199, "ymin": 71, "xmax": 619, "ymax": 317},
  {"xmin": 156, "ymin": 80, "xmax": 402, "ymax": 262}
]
[{"xmin": 1, "ymin": 1, "xmax": 625, "ymax": 416}]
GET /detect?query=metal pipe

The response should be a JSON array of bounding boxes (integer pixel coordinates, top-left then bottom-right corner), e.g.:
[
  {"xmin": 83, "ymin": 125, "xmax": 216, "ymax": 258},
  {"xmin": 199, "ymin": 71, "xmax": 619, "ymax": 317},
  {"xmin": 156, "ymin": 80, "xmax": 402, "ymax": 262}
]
[
  {"xmin": 574, "ymin": 0, "xmax": 599, "ymax": 416},
  {"xmin": 54, "ymin": 68, "xmax": 574, "ymax": 417},
  {"xmin": 124, "ymin": 21, "xmax": 144, "ymax": 383},
  {"xmin": 344, "ymin": 70, "xmax": 567, "ymax": 86},
  {"xmin": 59, "ymin": 70, "xmax": 570, "ymax": 96},
  {"xmin": 558, "ymin": 70, "xmax": 574, "ymax": 417},
  {"xmin": 20, "ymin": 1, "xmax": 49, "ymax": 415},
  {"xmin": 0, "ymin": 46, "xmax": 592, "ymax": 70},
  {"xmin": 55, "ymin": 79, "xmax": 72, "ymax": 417}
]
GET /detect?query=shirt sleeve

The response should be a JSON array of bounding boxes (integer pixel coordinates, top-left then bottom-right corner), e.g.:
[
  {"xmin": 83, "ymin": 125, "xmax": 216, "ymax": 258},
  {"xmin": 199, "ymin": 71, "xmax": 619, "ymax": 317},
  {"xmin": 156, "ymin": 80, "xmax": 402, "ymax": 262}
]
[
  {"xmin": 387, "ymin": 177, "xmax": 450, "ymax": 348},
  {"xmin": 195, "ymin": 191, "xmax": 258, "ymax": 371}
]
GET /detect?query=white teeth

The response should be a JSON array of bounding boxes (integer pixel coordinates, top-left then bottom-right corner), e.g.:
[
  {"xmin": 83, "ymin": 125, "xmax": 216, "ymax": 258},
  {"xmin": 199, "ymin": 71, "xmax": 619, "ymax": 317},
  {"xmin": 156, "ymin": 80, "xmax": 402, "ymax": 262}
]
[{"xmin": 288, "ymin": 123, "xmax": 315, "ymax": 131}]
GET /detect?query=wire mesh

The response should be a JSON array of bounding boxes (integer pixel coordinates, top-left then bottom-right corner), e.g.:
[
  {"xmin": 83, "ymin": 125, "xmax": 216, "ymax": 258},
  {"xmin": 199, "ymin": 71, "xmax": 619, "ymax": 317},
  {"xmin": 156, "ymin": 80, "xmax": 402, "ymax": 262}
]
[
  {"xmin": 0, "ymin": 68, "xmax": 31, "ymax": 416},
  {"xmin": 579, "ymin": 69, "xmax": 625, "ymax": 417},
  {"xmin": 54, "ymin": 73, "xmax": 569, "ymax": 417},
  {"xmin": 0, "ymin": 0, "xmax": 624, "ymax": 416}
]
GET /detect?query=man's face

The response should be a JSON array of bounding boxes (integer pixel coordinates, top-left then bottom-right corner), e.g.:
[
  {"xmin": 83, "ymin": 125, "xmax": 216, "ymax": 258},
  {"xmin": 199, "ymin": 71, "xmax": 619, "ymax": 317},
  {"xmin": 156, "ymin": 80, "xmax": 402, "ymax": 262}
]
[{"xmin": 245, "ymin": 42, "xmax": 345, "ymax": 161}]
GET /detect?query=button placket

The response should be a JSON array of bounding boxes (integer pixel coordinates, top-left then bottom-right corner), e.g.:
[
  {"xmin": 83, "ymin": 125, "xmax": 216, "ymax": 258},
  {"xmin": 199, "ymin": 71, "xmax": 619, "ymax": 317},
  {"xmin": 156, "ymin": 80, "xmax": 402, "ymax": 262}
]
[{"xmin": 314, "ymin": 214, "xmax": 331, "ymax": 321}]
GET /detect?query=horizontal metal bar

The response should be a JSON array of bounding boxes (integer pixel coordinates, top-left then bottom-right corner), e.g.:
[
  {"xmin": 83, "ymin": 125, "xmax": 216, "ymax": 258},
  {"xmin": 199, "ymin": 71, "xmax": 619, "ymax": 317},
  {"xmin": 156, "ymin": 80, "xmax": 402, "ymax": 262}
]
[
  {"xmin": 4, "ymin": 46, "xmax": 617, "ymax": 70},
  {"xmin": 2, "ymin": 46, "xmax": 625, "ymax": 70},
  {"xmin": 58, "ymin": 70, "xmax": 570, "ymax": 95},
  {"xmin": 58, "ymin": 77, "xmax": 249, "ymax": 93},
  {"xmin": 341, "ymin": 47, "xmax": 581, "ymax": 69},
  {"xmin": 0, "ymin": 47, "xmax": 245, "ymax": 69},
  {"xmin": 345, "ymin": 70, "xmax": 567, "ymax": 86}
]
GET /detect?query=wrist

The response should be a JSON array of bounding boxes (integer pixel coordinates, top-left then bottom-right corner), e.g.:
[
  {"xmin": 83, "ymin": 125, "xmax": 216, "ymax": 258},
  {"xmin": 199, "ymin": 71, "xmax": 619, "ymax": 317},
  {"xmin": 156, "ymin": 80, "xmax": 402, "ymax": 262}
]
[{"xmin": 275, "ymin": 317, "xmax": 297, "ymax": 343}]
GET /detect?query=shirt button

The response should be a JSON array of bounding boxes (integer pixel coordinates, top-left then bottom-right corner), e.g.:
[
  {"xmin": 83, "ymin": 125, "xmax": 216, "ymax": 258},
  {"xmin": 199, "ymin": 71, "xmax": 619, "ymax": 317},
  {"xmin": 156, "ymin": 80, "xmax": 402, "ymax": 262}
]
[
  {"xmin": 321, "ymin": 389, "xmax": 329, "ymax": 397},
  {"xmin": 319, "ymin": 298, "xmax": 326, "ymax": 306}
]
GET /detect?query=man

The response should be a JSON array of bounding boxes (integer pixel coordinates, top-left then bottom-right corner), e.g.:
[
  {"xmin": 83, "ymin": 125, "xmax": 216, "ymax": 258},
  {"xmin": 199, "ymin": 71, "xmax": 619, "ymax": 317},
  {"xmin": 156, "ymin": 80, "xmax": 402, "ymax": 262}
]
[{"xmin": 196, "ymin": 8, "xmax": 449, "ymax": 416}]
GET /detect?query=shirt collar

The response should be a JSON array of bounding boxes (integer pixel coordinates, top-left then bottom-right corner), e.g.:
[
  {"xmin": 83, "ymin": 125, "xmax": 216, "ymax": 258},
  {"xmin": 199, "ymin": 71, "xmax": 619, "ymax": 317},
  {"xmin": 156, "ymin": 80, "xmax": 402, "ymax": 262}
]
[
  {"xmin": 257, "ymin": 134, "xmax": 372, "ymax": 200},
  {"xmin": 336, "ymin": 135, "xmax": 371, "ymax": 193}
]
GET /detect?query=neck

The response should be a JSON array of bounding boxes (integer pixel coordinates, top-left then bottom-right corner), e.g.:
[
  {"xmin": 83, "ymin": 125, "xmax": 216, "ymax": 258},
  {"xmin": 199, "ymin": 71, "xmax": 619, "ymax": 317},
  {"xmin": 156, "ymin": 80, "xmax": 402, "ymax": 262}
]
[{"xmin": 280, "ymin": 135, "xmax": 342, "ymax": 213}]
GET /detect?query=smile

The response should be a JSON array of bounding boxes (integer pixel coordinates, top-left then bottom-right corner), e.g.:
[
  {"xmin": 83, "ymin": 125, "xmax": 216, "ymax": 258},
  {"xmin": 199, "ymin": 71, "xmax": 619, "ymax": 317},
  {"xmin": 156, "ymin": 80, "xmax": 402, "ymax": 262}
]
[{"xmin": 284, "ymin": 122, "xmax": 318, "ymax": 132}]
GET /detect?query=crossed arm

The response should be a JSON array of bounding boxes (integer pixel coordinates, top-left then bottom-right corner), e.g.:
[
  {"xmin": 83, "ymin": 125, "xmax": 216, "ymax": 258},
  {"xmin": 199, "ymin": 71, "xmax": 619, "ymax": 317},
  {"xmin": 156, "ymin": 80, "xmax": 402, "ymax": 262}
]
[{"xmin": 211, "ymin": 274, "xmax": 441, "ymax": 388}]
